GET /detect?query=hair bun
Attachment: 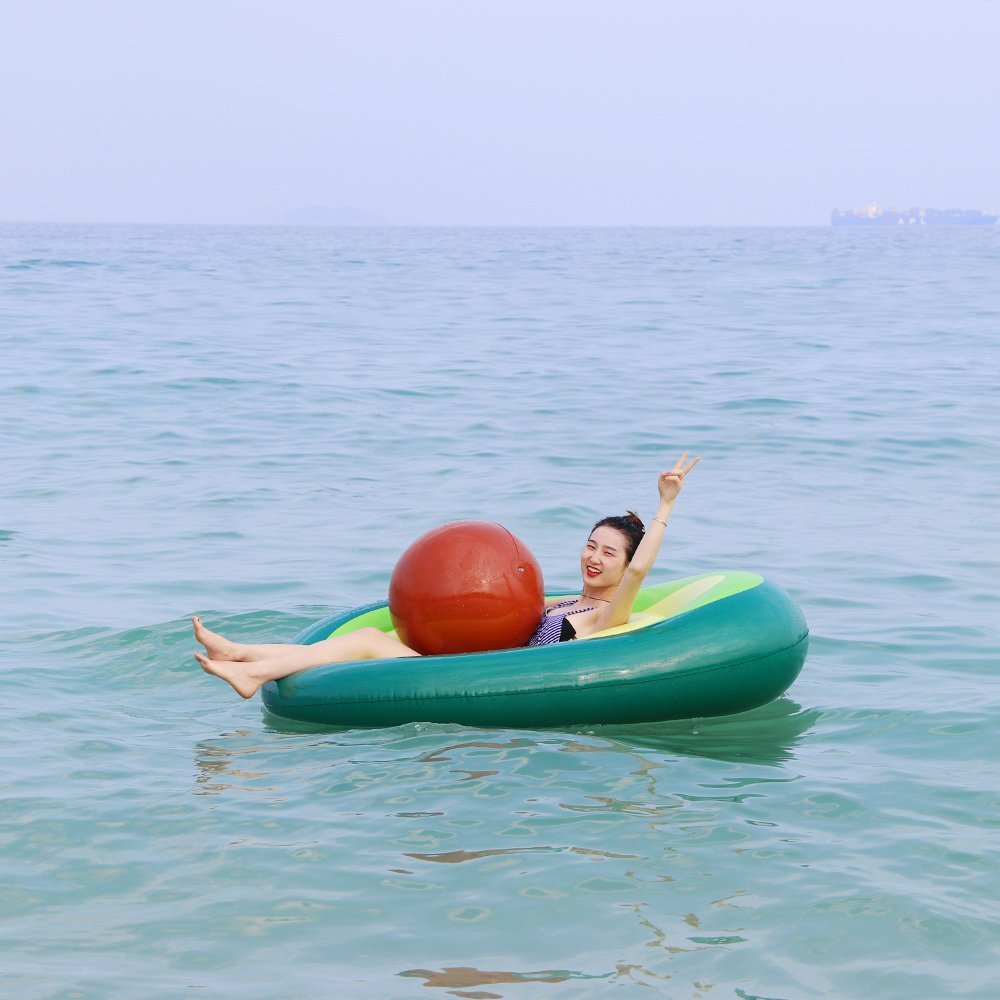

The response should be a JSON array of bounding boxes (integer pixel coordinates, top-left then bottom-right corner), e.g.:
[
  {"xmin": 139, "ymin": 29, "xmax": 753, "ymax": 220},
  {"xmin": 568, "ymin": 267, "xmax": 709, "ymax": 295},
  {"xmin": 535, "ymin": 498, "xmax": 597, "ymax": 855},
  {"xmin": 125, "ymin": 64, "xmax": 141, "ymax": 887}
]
[{"xmin": 624, "ymin": 510, "xmax": 645, "ymax": 531}]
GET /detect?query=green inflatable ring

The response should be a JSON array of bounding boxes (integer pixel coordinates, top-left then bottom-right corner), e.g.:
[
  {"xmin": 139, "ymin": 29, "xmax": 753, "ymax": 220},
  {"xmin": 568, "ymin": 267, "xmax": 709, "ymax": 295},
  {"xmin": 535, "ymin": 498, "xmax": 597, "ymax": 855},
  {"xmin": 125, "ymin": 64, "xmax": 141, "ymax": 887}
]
[{"xmin": 261, "ymin": 571, "xmax": 808, "ymax": 729}]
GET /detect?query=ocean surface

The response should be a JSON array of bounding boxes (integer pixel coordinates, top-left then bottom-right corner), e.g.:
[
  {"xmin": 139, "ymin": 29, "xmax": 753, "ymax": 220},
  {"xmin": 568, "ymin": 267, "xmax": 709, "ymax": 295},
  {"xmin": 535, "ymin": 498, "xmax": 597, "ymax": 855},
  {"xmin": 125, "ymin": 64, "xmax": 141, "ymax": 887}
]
[{"xmin": 1, "ymin": 223, "xmax": 998, "ymax": 998}]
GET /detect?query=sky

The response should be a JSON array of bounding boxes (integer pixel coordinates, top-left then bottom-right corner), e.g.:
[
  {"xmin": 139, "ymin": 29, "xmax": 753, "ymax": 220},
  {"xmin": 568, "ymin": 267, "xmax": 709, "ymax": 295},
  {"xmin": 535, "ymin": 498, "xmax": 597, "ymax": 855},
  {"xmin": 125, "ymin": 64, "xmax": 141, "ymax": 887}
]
[{"xmin": 1, "ymin": 0, "xmax": 997, "ymax": 226}]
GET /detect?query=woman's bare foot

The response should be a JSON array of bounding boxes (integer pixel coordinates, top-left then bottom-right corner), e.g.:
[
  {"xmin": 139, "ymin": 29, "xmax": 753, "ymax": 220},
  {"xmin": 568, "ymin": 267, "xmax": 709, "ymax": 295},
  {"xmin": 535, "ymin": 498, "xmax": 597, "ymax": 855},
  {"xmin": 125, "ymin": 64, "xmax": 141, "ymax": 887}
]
[
  {"xmin": 194, "ymin": 651, "xmax": 262, "ymax": 700},
  {"xmin": 192, "ymin": 616, "xmax": 244, "ymax": 661}
]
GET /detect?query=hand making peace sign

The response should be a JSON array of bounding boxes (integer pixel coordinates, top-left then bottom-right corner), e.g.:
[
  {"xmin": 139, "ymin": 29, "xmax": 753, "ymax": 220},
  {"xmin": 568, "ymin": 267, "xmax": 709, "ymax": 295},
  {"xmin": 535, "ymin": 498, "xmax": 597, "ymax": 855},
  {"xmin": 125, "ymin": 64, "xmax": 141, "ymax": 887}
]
[{"xmin": 657, "ymin": 451, "xmax": 701, "ymax": 506}]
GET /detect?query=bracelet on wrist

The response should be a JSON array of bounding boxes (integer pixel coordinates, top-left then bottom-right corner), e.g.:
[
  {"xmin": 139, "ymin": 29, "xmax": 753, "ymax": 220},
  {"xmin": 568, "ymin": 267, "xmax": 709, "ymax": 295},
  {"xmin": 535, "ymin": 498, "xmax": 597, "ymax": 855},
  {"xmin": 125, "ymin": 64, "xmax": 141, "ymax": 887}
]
[{"xmin": 652, "ymin": 516, "xmax": 668, "ymax": 527}]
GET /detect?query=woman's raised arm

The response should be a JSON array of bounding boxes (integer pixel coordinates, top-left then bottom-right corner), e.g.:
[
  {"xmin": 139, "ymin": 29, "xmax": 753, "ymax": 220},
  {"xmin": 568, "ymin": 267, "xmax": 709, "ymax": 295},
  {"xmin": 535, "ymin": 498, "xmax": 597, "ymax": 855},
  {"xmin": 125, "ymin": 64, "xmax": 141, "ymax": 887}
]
[{"xmin": 606, "ymin": 452, "xmax": 701, "ymax": 626}]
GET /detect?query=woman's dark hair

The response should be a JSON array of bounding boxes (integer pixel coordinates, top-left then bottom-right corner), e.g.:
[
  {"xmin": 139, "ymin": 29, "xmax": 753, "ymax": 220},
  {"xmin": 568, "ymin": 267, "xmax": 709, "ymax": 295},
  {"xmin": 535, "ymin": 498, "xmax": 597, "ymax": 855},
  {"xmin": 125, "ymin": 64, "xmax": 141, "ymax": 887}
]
[{"xmin": 590, "ymin": 510, "xmax": 645, "ymax": 562}]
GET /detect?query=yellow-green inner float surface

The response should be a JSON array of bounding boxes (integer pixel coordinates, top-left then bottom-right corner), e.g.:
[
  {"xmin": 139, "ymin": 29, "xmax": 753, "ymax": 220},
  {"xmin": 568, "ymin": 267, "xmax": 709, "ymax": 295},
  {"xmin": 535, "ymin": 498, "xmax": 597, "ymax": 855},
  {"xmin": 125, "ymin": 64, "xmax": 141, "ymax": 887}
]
[{"xmin": 261, "ymin": 572, "xmax": 809, "ymax": 729}]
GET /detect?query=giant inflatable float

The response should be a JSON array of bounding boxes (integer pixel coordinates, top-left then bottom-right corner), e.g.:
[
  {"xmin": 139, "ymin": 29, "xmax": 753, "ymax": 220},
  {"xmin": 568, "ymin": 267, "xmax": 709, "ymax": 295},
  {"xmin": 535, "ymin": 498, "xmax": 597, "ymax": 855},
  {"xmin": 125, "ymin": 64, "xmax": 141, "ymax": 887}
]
[{"xmin": 261, "ymin": 571, "xmax": 809, "ymax": 729}]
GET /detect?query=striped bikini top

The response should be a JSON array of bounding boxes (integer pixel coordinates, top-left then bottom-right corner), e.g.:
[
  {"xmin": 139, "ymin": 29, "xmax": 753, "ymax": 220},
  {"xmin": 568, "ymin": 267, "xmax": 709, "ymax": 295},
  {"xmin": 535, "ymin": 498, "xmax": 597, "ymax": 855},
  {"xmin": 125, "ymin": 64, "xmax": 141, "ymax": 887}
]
[{"xmin": 528, "ymin": 599, "xmax": 597, "ymax": 647}]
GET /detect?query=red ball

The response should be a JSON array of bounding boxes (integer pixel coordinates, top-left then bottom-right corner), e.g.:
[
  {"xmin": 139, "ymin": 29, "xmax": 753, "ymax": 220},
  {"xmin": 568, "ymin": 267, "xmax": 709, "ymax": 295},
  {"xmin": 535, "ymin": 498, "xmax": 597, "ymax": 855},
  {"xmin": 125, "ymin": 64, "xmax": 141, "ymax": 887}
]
[{"xmin": 389, "ymin": 521, "xmax": 545, "ymax": 655}]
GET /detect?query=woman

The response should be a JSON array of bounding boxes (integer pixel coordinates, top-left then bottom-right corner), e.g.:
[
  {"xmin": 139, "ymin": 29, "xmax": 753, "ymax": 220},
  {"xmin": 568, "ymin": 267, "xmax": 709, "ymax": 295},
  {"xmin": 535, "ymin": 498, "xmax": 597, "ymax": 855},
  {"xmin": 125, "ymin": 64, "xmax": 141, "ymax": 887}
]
[{"xmin": 194, "ymin": 452, "xmax": 700, "ymax": 699}]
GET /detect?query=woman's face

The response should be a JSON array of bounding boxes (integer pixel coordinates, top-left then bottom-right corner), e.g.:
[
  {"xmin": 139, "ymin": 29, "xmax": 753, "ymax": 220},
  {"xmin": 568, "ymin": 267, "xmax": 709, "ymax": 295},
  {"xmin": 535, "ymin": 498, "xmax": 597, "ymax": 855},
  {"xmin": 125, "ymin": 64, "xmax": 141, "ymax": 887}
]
[{"xmin": 580, "ymin": 526, "xmax": 629, "ymax": 588}]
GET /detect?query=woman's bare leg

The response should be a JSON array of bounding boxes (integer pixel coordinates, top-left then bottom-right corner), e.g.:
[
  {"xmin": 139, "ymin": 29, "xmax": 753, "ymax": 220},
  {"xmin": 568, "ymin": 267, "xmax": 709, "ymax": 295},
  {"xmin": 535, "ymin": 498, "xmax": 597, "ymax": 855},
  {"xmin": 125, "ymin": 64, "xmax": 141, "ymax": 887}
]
[
  {"xmin": 194, "ymin": 625, "xmax": 419, "ymax": 699},
  {"xmin": 192, "ymin": 616, "xmax": 301, "ymax": 663}
]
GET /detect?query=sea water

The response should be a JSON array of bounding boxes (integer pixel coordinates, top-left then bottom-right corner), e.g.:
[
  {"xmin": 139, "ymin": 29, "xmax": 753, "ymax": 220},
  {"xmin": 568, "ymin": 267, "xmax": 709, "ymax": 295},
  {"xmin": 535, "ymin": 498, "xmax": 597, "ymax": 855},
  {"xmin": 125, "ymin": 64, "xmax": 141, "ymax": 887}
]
[{"xmin": 1, "ymin": 224, "xmax": 998, "ymax": 998}]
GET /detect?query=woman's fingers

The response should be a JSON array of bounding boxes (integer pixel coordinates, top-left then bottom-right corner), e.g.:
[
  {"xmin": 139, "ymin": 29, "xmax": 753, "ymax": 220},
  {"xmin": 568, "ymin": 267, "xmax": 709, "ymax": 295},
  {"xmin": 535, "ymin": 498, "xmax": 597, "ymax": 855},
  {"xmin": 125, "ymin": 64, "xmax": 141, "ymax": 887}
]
[{"xmin": 663, "ymin": 452, "xmax": 700, "ymax": 480}]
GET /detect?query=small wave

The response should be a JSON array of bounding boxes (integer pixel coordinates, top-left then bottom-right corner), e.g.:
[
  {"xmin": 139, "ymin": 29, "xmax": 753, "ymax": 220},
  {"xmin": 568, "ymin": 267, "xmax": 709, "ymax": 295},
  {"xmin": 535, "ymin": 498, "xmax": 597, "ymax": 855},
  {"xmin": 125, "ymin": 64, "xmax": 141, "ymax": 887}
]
[
  {"xmin": 718, "ymin": 396, "xmax": 805, "ymax": 411},
  {"xmin": 5, "ymin": 258, "xmax": 103, "ymax": 269}
]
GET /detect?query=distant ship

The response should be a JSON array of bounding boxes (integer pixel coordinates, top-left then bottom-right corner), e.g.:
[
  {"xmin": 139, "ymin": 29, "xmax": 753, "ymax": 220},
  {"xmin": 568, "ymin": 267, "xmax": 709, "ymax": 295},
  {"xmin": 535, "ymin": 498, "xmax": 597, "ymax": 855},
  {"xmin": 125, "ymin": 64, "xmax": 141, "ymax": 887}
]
[{"xmin": 831, "ymin": 203, "xmax": 998, "ymax": 226}]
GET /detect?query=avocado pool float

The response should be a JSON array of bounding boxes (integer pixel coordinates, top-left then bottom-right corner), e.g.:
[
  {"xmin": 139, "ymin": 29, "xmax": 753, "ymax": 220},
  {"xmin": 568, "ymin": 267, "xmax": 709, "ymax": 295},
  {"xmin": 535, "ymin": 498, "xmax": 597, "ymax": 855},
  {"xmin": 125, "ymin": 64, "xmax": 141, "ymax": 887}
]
[{"xmin": 261, "ymin": 571, "xmax": 808, "ymax": 729}]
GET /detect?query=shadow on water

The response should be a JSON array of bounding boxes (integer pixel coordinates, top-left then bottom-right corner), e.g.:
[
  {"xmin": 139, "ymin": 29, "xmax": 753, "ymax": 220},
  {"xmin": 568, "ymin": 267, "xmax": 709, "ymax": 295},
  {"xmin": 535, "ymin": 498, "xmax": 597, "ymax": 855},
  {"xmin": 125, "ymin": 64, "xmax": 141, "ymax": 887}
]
[
  {"xmin": 582, "ymin": 697, "xmax": 818, "ymax": 767},
  {"xmin": 255, "ymin": 695, "xmax": 817, "ymax": 768}
]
